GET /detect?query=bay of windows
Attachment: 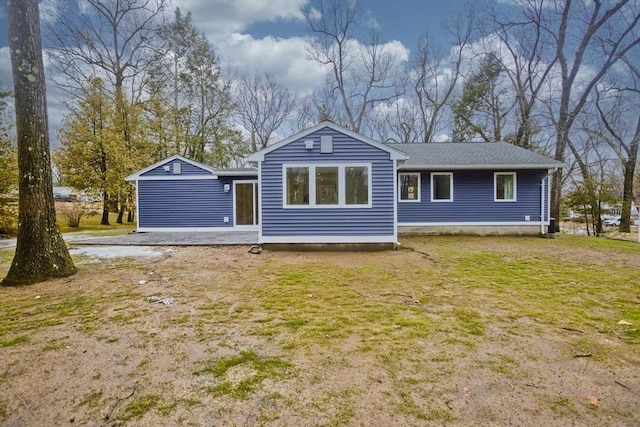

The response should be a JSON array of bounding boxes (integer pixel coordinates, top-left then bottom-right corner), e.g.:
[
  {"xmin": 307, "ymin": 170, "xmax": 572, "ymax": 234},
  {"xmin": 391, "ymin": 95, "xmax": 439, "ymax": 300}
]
[{"xmin": 284, "ymin": 164, "xmax": 371, "ymax": 207}]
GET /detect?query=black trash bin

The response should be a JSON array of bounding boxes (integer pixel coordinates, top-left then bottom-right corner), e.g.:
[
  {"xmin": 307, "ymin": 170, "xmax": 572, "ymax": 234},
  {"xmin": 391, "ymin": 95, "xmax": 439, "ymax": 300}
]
[{"xmin": 547, "ymin": 218, "xmax": 556, "ymax": 238}]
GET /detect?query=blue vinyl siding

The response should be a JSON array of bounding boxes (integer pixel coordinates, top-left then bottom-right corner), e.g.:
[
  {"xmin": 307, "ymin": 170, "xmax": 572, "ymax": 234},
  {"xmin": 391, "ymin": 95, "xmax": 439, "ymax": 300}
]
[
  {"xmin": 138, "ymin": 177, "xmax": 239, "ymax": 228},
  {"xmin": 141, "ymin": 159, "xmax": 212, "ymax": 177},
  {"xmin": 398, "ymin": 169, "xmax": 549, "ymax": 223},
  {"xmin": 260, "ymin": 128, "xmax": 395, "ymax": 237}
]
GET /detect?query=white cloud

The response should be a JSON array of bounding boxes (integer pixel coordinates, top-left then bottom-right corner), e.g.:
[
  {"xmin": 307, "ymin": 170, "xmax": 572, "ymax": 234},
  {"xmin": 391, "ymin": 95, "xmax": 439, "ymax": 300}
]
[
  {"xmin": 175, "ymin": 0, "xmax": 307, "ymax": 35},
  {"xmin": 217, "ymin": 33, "xmax": 325, "ymax": 94}
]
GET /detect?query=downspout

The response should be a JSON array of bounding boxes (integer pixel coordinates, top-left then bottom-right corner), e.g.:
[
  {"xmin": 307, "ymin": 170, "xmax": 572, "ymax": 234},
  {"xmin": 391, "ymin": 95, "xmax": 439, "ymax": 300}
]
[
  {"xmin": 540, "ymin": 177, "xmax": 545, "ymax": 235},
  {"xmin": 540, "ymin": 168, "xmax": 557, "ymax": 235},
  {"xmin": 135, "ymin": 180, "xmax": 140, "ymax": 232},
  {"xmin": 393, "ymin": 158, "xmax": 400, "ymax": 248}
]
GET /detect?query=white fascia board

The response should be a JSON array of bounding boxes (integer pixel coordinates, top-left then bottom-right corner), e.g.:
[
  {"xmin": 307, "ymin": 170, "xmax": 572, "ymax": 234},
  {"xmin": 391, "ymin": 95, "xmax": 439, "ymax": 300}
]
[
  {"xmin": 246, "ymin": 121, "xmax": 408, "ymax": 162},
  {"xmin": 260, "ymin": 235, "xmax": 397, "ymax": 244},
  {"xmin": 214, "ymin": 170, "xmax": 258, "ymax": 177},
  {"xmin": 133, "ymin": 175, "xmax": 218, "ymax": 181},
  {"xmin": 397, "ymin": 164, "xmax": 562, "ymax": 171},
  {"xmin": 126, "ymin": 154, "xmax": 217, "ymax": 181}
]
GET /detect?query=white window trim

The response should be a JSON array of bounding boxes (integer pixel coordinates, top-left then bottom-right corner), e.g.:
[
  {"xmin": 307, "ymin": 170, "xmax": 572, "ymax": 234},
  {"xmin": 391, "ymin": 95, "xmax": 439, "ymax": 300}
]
[
  {"xmin": 399, "ymin": 172, "xmax": 421, "ymax": 203},
  {"xmin": 430, "ymin": 172, "xmax": 453, "ymax": 202},
  {"xmin": 494, "ymin": 172, "xmax": 517, "ymax": 202},
  {"xmin": 282, "ymin": 163, "xmax": 372, "ymax": 208}
]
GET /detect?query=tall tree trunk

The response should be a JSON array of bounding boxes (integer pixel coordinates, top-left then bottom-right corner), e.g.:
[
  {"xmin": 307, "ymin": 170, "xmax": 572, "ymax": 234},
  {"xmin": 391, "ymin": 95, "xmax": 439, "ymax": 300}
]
[
  {"xmin": 101, "ymin": 191, "xmax": 110, "ymax": 225},
  {"xmin": 3, "ymin": 0, "xmax": 76, "ymax": 286}
]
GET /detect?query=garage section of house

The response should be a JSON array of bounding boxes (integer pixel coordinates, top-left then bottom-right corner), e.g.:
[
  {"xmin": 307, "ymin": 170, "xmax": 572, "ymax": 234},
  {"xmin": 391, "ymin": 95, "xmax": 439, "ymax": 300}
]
[{"xmin": 126, "ymin": 155, "xmax": 257, "ymax": 232}]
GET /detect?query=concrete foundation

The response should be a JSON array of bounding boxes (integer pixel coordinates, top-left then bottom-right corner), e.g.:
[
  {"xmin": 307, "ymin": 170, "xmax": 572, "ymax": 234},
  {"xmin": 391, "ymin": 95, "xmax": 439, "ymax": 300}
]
[
  {"xmin": 398, "ymin": 225, "xmax": 544, "ymax": 236},
  {"xmin": 263, "ymin": 242, "xmax": 396, "ymax": 252}
]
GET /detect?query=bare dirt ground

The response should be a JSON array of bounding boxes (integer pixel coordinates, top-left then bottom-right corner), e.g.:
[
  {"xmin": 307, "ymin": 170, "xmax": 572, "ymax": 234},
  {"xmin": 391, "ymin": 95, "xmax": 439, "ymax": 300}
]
[{"xmin": 0, "ymin": 235, "xmax": 638, "ymax": 426}]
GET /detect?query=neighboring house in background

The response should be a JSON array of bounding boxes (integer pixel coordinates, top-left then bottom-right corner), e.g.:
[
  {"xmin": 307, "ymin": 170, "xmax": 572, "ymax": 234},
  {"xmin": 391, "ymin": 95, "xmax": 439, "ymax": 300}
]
[
  {"xmin": 126, "ymin": 121, "xmax": 563, "ymax": 246},
  {"xmin": 53, "ymin": 186, "xmax": 77, "ymax": 202}
]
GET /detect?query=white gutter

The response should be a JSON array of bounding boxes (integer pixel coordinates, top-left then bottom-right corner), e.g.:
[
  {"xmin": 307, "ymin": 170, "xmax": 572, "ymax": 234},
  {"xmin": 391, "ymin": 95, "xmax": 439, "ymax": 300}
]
[{"xmin": 540, "ymin": 177, "xmax": 545, "ymax": 235}]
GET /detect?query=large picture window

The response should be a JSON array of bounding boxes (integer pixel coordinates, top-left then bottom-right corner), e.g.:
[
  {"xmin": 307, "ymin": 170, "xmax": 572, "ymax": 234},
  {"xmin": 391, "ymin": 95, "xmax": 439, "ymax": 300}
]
[
  {"xmin": 431, "ymin": 172, "xmax": 453, "ymax": 202},
  {"xmin": 495, "ymin": 172, "xmax": 516, "ymax": 201},
  {"xmin": 399, "ymin": 172, "xmax": 420, "ymax": 202},
  {"xmin": 284, "ymin": 164, "xmax": 371, "ymax": 207}
]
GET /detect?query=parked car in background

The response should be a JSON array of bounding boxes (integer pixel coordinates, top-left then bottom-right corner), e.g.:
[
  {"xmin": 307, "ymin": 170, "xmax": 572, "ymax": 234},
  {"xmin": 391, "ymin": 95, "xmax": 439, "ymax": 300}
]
[{"xmin": 603, "ymin": 216, "xmax": 621, "ymax": 226}]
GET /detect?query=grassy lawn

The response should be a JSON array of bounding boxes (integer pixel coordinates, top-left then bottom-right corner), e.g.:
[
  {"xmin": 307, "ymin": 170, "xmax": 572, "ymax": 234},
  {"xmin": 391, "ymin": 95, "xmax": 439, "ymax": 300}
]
[
  {"xmin": 56, "ymin": 202, "xmax": 135, "ymax": 235},
  {"xmin": 0, "ymin": 235, "xmax": 638, "ymax": 425}
]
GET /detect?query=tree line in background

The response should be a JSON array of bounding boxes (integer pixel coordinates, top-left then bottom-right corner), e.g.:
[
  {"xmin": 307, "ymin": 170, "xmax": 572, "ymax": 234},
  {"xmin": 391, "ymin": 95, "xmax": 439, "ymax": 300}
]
[{"xmin": 1, "ymin": 0, "xmax": 638, "ymax": 234}]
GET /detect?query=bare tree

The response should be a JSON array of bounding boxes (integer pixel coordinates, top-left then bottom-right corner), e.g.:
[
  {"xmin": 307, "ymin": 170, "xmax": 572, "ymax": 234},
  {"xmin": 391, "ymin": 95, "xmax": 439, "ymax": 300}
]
[
  {"xmin": 303, "ymin": 0, "xmax": 401, "ymax": 133},
  {"xmin": 235, "ymin": 72, "xmax": 297, "ymax": 151},
  {"xmin": 4, "ymin": 0, "xmax": 76, "ymax": 285},
  {"xmin": 45, "ymin": 0, "xmax": 169, "ymax": 224},
  {"xmin": 44, "ymin": 0, "xmax": 168, "ymax": 101},
  {"xmin": 408, "ymin": 6, "xmax": 477, "ymax": 143},
  {"xmin": 489, "ymin": 0, "xmax": 559, "ymax": 149},
  {"xmin": 546, "ymin": 0, "xmax": 640, "ymax": 228},
  {"xmin": 591, "ymin": 58, "xmax": 640, "ymax": 232}
]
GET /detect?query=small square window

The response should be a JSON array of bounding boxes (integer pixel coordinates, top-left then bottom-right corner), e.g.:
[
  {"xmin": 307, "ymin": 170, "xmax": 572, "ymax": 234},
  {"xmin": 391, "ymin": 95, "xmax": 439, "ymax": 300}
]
[
  {"xmin": 431, "ymin": 172, "xmax": 453, "ymax": 202},
  {"xmin": 495, "ymin": 172, "xmax": 516, "ymax": 201}
]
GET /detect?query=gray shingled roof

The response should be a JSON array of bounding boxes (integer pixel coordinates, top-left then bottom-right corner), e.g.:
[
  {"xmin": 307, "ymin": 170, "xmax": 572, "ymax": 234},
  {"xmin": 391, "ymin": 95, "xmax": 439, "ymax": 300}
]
[{"xmin": 385, "ymin": 142, "xmax": 563, "ymax": 170}]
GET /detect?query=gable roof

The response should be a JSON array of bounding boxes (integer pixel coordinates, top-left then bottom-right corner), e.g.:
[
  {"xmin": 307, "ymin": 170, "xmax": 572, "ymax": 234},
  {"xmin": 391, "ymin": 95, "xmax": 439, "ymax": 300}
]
[
  {"xmin": 125, "ymin": 154, "xmax": 217, "ymax": 181},
  {"xmin": 386, "ymin": 142, "xmax": 564, "ymax": 170},
  {"xmin": 245, "ymin": 121, "xmax": 408, "ymax": 161}
]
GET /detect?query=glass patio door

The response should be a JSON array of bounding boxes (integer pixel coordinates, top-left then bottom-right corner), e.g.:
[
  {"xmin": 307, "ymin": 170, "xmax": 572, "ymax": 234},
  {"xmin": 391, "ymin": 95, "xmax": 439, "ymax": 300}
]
[{"xmin": 234, "ymin": 181, "xmax": 258, "ymax": 226}]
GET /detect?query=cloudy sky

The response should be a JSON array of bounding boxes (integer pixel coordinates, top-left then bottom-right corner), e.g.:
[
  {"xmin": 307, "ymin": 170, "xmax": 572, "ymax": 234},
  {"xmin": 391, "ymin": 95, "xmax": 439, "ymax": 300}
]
[{"xmin": 0, "ymin": 0, "xmax": 476, "ymax": 144}]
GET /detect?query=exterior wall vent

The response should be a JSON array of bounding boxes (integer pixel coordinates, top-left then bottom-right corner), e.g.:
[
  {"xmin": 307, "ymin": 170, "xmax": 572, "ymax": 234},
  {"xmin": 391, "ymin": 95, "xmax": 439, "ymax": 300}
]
[
  {"xmin": 321, "ymin": 135, "xmax": 333, "ymax": 153},
  {"xmin": 304, "ymin": 140, "xmax": 314, "ymax": 150},
  {"xmin": 173, "ymin": 162, "xmax": 182, "ymax": 174}
]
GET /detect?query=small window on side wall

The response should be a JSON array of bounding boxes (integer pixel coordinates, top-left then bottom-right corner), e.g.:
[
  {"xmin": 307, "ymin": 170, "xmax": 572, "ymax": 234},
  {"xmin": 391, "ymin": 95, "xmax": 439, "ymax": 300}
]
[
  {"xmin": 495, "ymin": 172, "xmax": 516, "ymax": 201},
  {"xmin": 431, "ymin": 172, "xmax": 453, "ymax": 202},
  {"xmin": 399, "ymin": 172, "xmax": 420, "ymax": 202}
]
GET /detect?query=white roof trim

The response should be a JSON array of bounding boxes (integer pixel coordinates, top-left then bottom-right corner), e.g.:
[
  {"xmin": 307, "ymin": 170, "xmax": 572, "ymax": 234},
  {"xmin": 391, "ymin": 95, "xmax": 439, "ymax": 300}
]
[
  {"xmin": 126, "ymin": 154, "xmax": 217, "ymax": 181},
  {"xmin": 398, "ymin": 164, "xmax": 562, "ymax": 171},
  {"xmin": 215, "ymin": 169, "xmax": 258, "ymax": 177},
  {"xmin": 245, "ymin": 121, "xmax": 408, "ymax": 162}
]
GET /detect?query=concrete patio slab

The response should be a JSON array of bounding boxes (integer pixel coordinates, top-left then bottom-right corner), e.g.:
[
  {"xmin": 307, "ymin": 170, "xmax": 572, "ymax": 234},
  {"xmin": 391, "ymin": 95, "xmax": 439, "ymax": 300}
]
[{"xmin": 69, "ymin": 231, "xmax": 259, "ymax": 246}]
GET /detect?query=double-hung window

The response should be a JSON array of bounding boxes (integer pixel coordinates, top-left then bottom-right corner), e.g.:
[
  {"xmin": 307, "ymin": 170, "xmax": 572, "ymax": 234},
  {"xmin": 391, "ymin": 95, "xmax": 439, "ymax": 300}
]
[
  {"xmin": 431, "ymin": 172, "xmax": 453, "ymax": 202},
  {"xmin": 399, "ymin": 172, "xmax": 420, "ymax": 202},
  {"xmin": 495, "ymin": 172, "xmax": 516, "ymax": 201},
  {"xmin": 284, "ymin": 164, "xmax": 371, "ymax": 207}
]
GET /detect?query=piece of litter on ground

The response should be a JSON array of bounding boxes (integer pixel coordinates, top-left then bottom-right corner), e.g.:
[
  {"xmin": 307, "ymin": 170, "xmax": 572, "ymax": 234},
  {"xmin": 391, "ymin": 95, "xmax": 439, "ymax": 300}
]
[
  {"xmin": 145, "ymin": 295, "xmax": 174, "ymax": 306},
  {"xmin": 617, "ymin": 320, "xmax": 633, "ymax": 326},
  {"xmin": 138, "ymin": 280, "xmax": 148, "ymax": 285}
]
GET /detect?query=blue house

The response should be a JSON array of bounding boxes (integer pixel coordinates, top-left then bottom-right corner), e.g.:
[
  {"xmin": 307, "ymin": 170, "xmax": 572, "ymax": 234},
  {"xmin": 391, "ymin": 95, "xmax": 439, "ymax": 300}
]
[{"xmin": 127, "ymin": 122, "xmax": 562, "ymax": 246}]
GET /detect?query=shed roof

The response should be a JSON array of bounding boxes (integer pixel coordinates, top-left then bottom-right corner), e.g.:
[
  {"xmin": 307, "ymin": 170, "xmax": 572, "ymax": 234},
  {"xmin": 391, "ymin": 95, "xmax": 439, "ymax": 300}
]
[{"xmin": 386, "ymin": 142, "xmax": 563, "ymax": 170}]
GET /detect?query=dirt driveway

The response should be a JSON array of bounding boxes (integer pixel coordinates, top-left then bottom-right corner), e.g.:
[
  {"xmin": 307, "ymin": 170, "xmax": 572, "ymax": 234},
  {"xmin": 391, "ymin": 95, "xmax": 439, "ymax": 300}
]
[{"xmin": 1, "ymin": 235, "xmax": 638, "ymax": 426}]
